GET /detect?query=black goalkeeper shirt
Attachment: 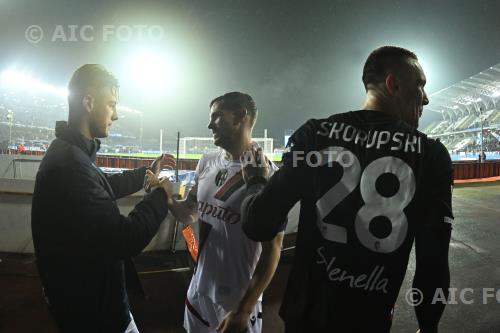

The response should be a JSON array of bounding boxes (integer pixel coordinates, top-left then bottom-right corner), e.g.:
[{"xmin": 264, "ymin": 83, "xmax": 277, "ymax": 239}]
[{"xmin": 242, "ymin": 110, "xmax": 453, "ymax": 332}]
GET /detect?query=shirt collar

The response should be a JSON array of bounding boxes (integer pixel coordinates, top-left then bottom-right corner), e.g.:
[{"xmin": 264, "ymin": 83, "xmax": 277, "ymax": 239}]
[{"xmin": 55, "ymin": 121, "xmax": 100, "ymax": 161}]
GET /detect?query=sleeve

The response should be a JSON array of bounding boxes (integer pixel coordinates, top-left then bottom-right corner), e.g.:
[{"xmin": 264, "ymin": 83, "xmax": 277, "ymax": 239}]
[
  {"xmin": 413, "ymin": 139, "xmax": 453, "ymax": 332},
  {"xmin": 242, "ymin": 119, "xmax": 316, "ymax": 241},
  {"xmin": 194, "ymin": 156, "xmax": 203, "ymax": 184},
  {"xmin": 267, "ymin": 162, "xmax": 288, "ymax": 233},
  {"xmin": 58, "ymin": 162, "xmax": 169, "ymax": 260},
  {"xmin": 420, "ymin": 139, "xmax": 454, "ymax": 224},
  {"xmin": 187, "ymin": 155, "xmax": 204, "ymax": 201},
  {"xmin": 105, "ymin": 166, "xmax": 148, "ymax": 199}
]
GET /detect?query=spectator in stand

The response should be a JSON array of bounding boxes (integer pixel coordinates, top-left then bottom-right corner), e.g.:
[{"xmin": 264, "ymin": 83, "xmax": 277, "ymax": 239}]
[{"xmin": 17, "ymin": 143, "xmax": 26, "ymax": 154}]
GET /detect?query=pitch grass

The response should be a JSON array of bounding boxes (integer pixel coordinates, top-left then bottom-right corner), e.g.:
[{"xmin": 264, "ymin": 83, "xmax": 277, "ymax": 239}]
[{"xmin": 100, "ymin": 152, "xmax": 284, "ymax": 162}]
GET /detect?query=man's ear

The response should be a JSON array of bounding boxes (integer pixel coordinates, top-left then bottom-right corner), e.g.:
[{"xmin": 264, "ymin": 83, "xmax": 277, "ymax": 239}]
[
  {"xmin": 385, "ymin": 73, "xmax": 399, "ymax": 96},
  {"xmin": 82, "ymin": 94, "xmax": 94, "ymax": 114},
  {"xmin": 233, "ymin": 107, "xmax": 248, "ymax": 125}
]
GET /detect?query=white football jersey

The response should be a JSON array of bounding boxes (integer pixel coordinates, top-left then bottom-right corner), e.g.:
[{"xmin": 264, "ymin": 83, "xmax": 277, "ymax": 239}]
[{"xmin": 187, "ymin": 149, "xmax": 277, "ymax": 311}]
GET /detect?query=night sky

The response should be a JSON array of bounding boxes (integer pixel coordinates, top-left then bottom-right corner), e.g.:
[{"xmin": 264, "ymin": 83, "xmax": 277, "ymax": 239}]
[{"xmin": 1, "ymin": 0, "xmax": 499, "ymax": 144}]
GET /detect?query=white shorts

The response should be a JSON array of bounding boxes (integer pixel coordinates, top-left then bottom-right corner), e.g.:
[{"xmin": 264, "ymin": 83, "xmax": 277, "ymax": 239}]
[{"xmin": 183, "ymin": 292, "xmax": 262, "ymax": 333}]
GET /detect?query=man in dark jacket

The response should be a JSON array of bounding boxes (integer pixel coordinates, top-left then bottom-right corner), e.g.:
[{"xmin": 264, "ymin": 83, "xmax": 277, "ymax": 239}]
[{"xmin": 31, "ymin": 64, "xmax": 173, "ymax": 333}]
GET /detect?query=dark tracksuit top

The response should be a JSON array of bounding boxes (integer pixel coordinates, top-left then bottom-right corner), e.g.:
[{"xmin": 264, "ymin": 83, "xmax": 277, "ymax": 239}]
[{"xmin": 32, "ymin": 121, "xmax": 169, "ymax": 333}]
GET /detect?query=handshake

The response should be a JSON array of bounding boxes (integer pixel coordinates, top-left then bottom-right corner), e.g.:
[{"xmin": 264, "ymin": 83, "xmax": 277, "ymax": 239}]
[{"xmin": 143, "ymin": 154, "xmax": 178, "ymax": 201}]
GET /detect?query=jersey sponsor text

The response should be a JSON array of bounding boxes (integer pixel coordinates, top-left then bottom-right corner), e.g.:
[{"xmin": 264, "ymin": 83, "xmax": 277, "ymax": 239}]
[{"xmin": 317, "ymin": 246, "xmax": 389, "ymax": 293}]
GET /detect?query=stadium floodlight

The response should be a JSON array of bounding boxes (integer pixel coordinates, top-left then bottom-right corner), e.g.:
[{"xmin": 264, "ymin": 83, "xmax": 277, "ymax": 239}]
[
  {"xmin": 0, "ymin": 69, "xmax": 68, "ymax": 97},
  {"xmin": 7, "ymin": 110, "xmax": 13, "ymax": 152},
  {"xmin": 127, "ymin": 51, "xmax": 177, "ymax": 94}
]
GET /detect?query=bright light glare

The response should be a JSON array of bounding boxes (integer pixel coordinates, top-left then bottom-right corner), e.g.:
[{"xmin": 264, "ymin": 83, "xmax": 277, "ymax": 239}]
[
  {"xmin": 117, "ymin": 105, "xmax": 142, "ymax": 115},
  {"xmin": 0, "ymin": 69, "xmax": 68, "ymax": 97},
  {"xmin": 0, "ymin": 68, "xmax": 140, "ymax": 115},
  {"xmin": 128, "ymin": 52, "xmax": 177, "ymax": 94},
  {"xmin": 415, "ymin": 54, "xmax": 434, "ymax": 83}
]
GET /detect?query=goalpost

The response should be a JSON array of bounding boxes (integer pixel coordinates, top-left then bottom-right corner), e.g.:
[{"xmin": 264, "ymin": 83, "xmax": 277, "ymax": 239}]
[{"xmin": 179, "ymin": 137, "xmax": 273, "ymax": 156}]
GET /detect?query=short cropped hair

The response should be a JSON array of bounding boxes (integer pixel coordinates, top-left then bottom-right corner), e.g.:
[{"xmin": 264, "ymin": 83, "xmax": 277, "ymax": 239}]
[
  {"xmin": 362, "ymin": 46, "xmax": 418, "ymax": 90},
  {"xmin": 68, "ymin": 64, "xmax": 119, "ymax": 112},
  {"xmin": 210, "ymin": 91, "xmax": 258, "ymax": 126}
]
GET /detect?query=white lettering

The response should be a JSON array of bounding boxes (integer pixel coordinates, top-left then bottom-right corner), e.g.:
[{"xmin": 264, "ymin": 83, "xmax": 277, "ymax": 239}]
[
  {"xmin": 317, "ymin": 121, "xmax": 331, "ymax": 136},
  {"xmin": 80, "ymin": 25, "xmax": 94, "ymax": 42},
  {"xmin": 354, "ymin": 129, "xmax": 369, "ymax": 146},
  {"xmin": 482, "ymin": 288, "xmax": 495, "ymax": 304},
  {"xmin": 404, "ymin": 134, "xmax": 418, "ymax": 152},
  {"xmin": 316, "ymin": 246, "xmax": 388, "ymax": 294},
  {"xmin": 67, "ymin": 25, "xmax": 79, "ymax": 41},
  {"xmin": 148, "ymin": 25, "xmax": 164, "ymax": 41},
  {"xmin": 292, "ymin": 151, "xmax": 304, "ymax": 167},
  {"xmin": 116, "ymin": 25, "xmax": 133, "ymax": 41},
  {"xmin": 51, "ymin": 25, "xmax": 66, "ymax": 41},
  {"xmin": 329, "ymin": 122, "xmax": 345, "ymax": 139},
  {"xmin": 102, "ymin": 25, "xmax": 114, "ymax": 41},
  {"xmin": 432, "ymin": 288, "xmax": 448, "ymax": 304},
  {"xmin": 461, "ymin": 288, "xmax": 474, "ymax": 305},
  {"xmin": 342, "ymin": 125, "xmax": 357, "ymax": 142},
  {"xmin": 391, "ymin": 132, "xmax": 404, "ymax": 151},
  {"xmin": 306, "ymin": 151, "xmax": 322, "ymax": 167},
  {"xmin": 376, "ymin": 131, "xmax": 391, "ymax": 149},
  {"xmin": 366, "ymin": 131, "xmax": 378, "ymax": 148}
]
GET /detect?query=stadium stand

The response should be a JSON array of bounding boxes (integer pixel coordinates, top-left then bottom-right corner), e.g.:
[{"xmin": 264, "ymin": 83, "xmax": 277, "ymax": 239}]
[
  {"xmin": 2, "ymin": 66, "xmax": 499, "ymax": 161},
  {"xmin": 0, "ymin": 70, "xmax": 152, "ymax": 154},
  {"xmin": 0, "ymin": 70, "xmax": 275, "ymax": 159},
  {"xmin": 422, "ymin": 63, "xmax": 500, "ymax": 160}
]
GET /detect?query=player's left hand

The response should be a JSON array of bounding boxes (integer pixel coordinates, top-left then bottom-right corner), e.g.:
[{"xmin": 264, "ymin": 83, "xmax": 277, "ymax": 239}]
[
  {"xmin": 241, "ymin": 146, "xmax": 269, "ymax": 183},
  {"xmin": 144, "ymin": 169, "xmax": 161, "ymax": 192},
  {"xmin": 216, "ymin": 310, "xmax": 249, "ymax": 333}
]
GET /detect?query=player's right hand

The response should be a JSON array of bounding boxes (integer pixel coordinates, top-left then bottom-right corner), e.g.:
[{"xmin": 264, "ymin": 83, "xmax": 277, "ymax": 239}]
[
  {"xmin": 216, "ymin": 310, "xmax": 250, "ymax": 333},
  {"xmin": 241, "ymin": 146, "xmax": 269, "ymax": 183},
  {"xmin": 158, "ymin": 176, "xmax": 175, "ymax": 204}
]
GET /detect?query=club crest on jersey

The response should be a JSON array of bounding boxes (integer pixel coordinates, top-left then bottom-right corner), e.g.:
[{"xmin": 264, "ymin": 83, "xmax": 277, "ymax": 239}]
[
  {"xmin": 215, "ymin": 168, "xmax": 229, "ymax": 187},
  {"xmin": 214, "ymin": 171, "xmax": 245, "ymax": 202}
]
